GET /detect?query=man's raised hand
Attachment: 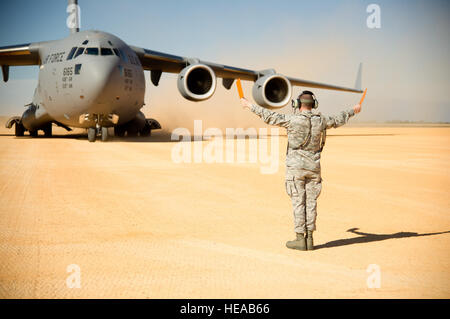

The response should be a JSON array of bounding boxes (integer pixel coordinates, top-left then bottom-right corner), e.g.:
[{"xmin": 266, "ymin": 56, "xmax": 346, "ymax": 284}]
[{"xmin": 353, "ymin": 104, "xmax": 362, "ymax": 114}]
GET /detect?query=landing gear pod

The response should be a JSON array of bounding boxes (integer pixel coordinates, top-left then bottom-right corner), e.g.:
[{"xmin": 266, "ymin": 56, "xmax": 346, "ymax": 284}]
[
  {"xmin": 252, "ymin": 74, "xmax": 292, "ymax": 109},
  {"xmin": 177, "ymin": 64, "xmax": 217, "ymax": 101}
]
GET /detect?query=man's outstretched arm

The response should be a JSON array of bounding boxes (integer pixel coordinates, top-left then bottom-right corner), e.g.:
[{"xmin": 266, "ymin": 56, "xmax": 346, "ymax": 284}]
[
  {"xmin": 240, "ymin": 98, "xmax": 291, "ymax": 128},
  {"xmin": 325, "ymin": 104, "xmax": 362, "ymax": 129}
]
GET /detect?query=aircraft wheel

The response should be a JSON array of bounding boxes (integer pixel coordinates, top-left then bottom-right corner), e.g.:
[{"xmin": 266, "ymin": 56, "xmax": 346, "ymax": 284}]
[
  {"xmin": 101, "ymin": 127, "xmax": 109, "ymax": 142},
  {"xmin": 88, "ymin": 127, "xmax": 96, "ymax": 142},
  {"xmin": 127, "ymin": 126, "xmax": 138, "ymax": 137},
  {"xmin": 29, "ymin": 130, "xmax": 38, "ymax": 137},
  {"xmin": 114, "ymin": 126, "xmax": 125, "ymax": 137},
  {"xmin": 43, "ymin": 123, "xmax": 52, "ymax": 137},
  {"xmin": 140, "ymin": 123, "xmax": 151, "ymax": 137},
  {"xmin": 15, "ymin": 123, "xmax": 25, "ymax": 137}
]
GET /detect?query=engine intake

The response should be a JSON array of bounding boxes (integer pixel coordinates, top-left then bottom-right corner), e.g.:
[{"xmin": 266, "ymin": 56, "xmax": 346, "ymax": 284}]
[
  {"xmin": 177, "ymin": 64, "xmax": 217, "ymax": 101},
  {"xmin": 252, "ymin": 74, "xmax": 292, "ymax": 109}
]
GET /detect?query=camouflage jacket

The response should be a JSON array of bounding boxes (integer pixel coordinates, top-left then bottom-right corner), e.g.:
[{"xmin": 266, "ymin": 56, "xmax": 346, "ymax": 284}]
[{"xmin": 250, "ymin": 104, "xmax": 355, "ymax": 177}]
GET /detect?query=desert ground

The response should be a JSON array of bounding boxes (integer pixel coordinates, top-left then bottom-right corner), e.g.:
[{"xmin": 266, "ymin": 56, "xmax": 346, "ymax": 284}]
[{"xmin": 0, "ymin": 119, "xmax": 449, "ymax": 298}]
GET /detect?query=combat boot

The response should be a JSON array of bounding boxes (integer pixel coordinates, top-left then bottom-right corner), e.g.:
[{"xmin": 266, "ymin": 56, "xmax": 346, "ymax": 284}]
[
  {"xmin": 306, "ymin": 230, "xmax": 314, "ymax": 251},
  {"xmin": 286, "ymin": 233, "xmax": 306, "ymax": 251}
]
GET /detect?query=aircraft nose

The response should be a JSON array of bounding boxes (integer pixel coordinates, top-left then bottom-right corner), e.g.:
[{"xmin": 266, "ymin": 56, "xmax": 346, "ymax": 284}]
[{"xmin": 80, "ymin": 58, "xmax": 122, "ymax": 110}]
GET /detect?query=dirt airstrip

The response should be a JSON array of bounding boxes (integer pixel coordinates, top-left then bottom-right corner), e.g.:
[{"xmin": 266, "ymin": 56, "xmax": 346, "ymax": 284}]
[{"xmin": 0, "ymin": 120, "xmax": 449, "ymax": 298}]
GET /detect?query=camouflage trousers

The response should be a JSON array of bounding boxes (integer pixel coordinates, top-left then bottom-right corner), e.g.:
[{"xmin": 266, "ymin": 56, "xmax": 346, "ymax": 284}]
[{"xmin": 285, "ymin": 169, "xmax": 322, "ymax": 233}]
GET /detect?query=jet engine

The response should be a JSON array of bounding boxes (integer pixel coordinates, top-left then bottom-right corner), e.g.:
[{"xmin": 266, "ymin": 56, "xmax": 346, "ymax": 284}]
[
  {"xmin": 252, "ymin": 74, "xmax": 292, "ymax": 109},
  {"xmin": 177, "ymin": 64, "xmax": 217, "ymax": 101}
]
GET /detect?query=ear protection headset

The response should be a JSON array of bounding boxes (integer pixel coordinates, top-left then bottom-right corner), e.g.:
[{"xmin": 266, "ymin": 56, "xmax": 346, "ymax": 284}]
[{"xmin": 291, "ymin": 90, "xmax": 319, "ymax": 109}]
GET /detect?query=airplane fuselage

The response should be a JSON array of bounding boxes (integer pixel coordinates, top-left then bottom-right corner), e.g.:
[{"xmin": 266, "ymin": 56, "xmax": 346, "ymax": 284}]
[
  {"xmin": 1, "ymin": 2, "xmax": 363, "ymax": 142},
  {"xmin": 34, "ymin": 30, "xmax": 145, "ymax": 128}
]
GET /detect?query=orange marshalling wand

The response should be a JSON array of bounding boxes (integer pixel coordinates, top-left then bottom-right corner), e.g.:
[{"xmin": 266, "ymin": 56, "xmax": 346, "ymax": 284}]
[
  {"xmin": 359, "ymin": 88, "xmax": 367, "ymax": 105},
  {"xmin": 236, "ymin": 78, "xmax": 244, "ymax": 99}
]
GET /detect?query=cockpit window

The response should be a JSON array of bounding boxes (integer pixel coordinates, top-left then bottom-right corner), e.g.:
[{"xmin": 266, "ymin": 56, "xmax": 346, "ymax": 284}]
[
  {"xmin": 74, "ymin": 47, "xmax": 85, "ymax": 59},
  {"xmin": 67, "ymin": 47, "xmax": 77, "ymax": 60},
  {"xmin": 85, "ymin": 47, "xmax": 99, "ymax": 55},
  {"xmin": 113, "ymin": 48, "xmax": 121, "ymax": 57},
  {"xmin": 82, "ymin": 40, "xmax": 89, "ymax": 45},
  {"xmin": 101, "ymin": 48, "xmax": 113, "ymax": 56}
]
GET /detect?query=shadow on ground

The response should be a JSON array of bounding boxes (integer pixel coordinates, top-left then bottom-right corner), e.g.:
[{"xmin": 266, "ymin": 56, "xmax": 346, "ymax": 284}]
[
  {"xmin": 0, "ymin": 131, "xmax": 272, "ymax": 143},
  {"xmin": 0, "ymin": 132, "xmax": 397, "ymax": 142},
  {"xmin": 315, "ymin": 228, "xmax": 450, "ymax": 250}
]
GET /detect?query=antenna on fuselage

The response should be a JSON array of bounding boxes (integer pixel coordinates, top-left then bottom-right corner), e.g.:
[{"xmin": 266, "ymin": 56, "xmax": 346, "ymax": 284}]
[{"xmin": 67, "ymin": 0, "xmax": 80, "ymax": 34}]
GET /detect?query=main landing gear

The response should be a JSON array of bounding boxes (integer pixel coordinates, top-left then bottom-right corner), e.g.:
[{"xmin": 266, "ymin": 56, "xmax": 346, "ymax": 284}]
[
  {"xmin": 6, "ymin": 116, "xmax": 53, "ymax": 138},
  {"xmin": 113, "ymin": 118, "xmax": 162, "ymax": 139},
  {"xmin": 82, "ymin": 113, "xmax": 162, "ymax": 142}
]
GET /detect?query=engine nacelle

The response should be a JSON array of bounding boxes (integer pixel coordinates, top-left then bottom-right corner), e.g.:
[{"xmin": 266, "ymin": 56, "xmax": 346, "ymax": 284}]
[
  {"xmin": 177, "ymin": 64, "xmax": 217, "ymax": 101},
  {"xmin": 252, "ymin": 74, "xmax": 292, "ymax": 109}
]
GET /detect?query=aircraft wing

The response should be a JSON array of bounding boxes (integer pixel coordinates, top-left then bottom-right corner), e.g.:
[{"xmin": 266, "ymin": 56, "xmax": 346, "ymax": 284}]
[
  {"xmin": 0, "ymin": 43, "xmax": 41, "ymax": 82},
  {"xmin": 0, "ymin": 43, "xmax": 40, "ymax": 66},
  {"xmin": 130, "ymin": 45, "xmax": 362, "ymax": 93}
]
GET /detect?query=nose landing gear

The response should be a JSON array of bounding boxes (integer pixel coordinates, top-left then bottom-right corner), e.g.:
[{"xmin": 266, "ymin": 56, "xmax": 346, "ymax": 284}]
[
  {"xmin": 101, "ymin": 127, "xmax": 109, "ymax": 142},
  {"xmin": 87, "ymin": 126, "xmax": 110, "ymax": 143},
  {"xmin": 81, "ymin": 113, "xmax": 117, "ymax": 143},
  {"xmin": 88, "ymin": 127, "xmax": 97, "ymax": 143}
]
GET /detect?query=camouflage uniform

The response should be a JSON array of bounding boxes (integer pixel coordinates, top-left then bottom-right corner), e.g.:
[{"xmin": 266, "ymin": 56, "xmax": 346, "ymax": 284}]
[{"xmin": 250, "ymin": 104, "xmax": 355, "ymax": 233}]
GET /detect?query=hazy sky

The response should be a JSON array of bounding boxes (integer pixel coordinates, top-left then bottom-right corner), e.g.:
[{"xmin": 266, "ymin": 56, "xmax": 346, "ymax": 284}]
[{"xmin": 0, "ymin": 0, "xmax": 449, "ymax": 123}]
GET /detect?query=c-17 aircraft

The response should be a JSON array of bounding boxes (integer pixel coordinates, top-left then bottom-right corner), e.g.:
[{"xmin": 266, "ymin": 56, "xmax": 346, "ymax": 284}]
[{"xmin": 0, "ymin": 0, "xmax": 362, "ymax": 142}]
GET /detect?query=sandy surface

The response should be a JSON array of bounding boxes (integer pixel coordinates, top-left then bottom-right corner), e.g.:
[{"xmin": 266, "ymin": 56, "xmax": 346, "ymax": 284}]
[{"xmin": 0, "ymin": 121, "xmax": 449, "ymax": 298}]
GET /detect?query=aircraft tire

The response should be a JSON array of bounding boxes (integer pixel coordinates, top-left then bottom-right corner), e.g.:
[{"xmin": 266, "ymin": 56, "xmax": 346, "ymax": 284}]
[
  {"xmin": 43, "ymin": 123, "xmax": 52, "ymax": 137},
  {"xmin": 15, "ymin": 123, "xmax": 25, "ymax": 137},
  {"xmin": 101, "ymin": 127, "xmax": 109, "ymax": 142},
  {"xmin": 114, "ymin": 126, "xmax": 125, "ymax": 137},
  {"xmin": 140, "ymin": 122, "xmax": 151, "ymax": 137},
  {"xmin": 88, "ymin": 127, "xmax": 96, "ymax": 142},
  {"xmin": 29, "ymin": 130, "xmax": 38, "ymax": 137},
  {"xmin": 127, "ymin": 127, "xmax": 138, "ymax": 137}
]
